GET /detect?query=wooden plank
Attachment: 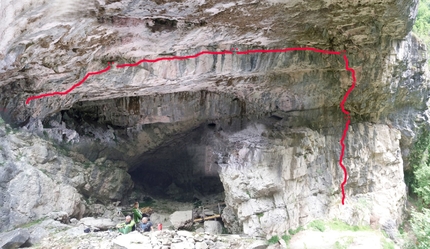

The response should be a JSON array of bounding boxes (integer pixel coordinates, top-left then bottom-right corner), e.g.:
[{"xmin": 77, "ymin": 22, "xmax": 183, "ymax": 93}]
[{"xmin": 193, "ymin": 214, "xmax": 221, "ymax": 223}]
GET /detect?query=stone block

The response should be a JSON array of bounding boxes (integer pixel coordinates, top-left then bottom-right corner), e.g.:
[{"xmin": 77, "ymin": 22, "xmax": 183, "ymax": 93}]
[
  {"xmin": 204, "ymin": 221, "xmax": 223, "ymax": 234},
  {"xmin": 79, "ymin": 217, "xmax": 116, "ymax": 230},
  {"xmin": 169, "ymin": 210, "xmax": 192, "ymax": 229},
  {"xmin": 195, "ymin": 241, "xmax": 209, "ymax": 249},
  {"xmin": 0, "ymin": 228, "xmax": 30, "ymax": 249}
]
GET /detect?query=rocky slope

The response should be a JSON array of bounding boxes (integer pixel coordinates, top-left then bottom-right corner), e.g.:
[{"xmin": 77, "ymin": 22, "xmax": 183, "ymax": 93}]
[
  {"xmin": 0, "ymin": 118, "xmax": 133, "ymax": 232},
  {"xmin": 0, "ymin": 0, "xmax": 429, "ymax": 243}
]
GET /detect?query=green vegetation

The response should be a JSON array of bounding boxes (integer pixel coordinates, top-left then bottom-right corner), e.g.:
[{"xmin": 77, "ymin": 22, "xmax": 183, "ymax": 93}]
[
  {"xmin": 405, "ymin": 127, "xmax": 430, "ymax": 249},
  {"xmin": 407, "ymin": 128, "xmax": 430, "ymax": 206},
  {"xmin": 19, "ymin": 218, "xmax": 45, "ymax": 228},
  {"xmin": 288, "ymin": 226, "xmax": 303, "ymax": 235},
  {"xmin": 327, "ymin": 219, "xmax": 371, "ymax": 232},
  {"xmin": 268, "ymin": 235, "xmax": 280, "ymax": 244},
  {"xmin": 333, "ymin": 237, "xmax": 354, "ymax": 249},
  {"xmin": 266, "ymin": 226, "xmax": 302, "ymax": 247},
  {"xmin": 413, "ymin": 0, "xmax": 430, "ymax": 47},
  {"xmin": 306, "ymin": 219, "xmax": 370, "ymax": 233},
  {"xmin": 307, "ymin": 219, "xmax": 326, "ymax": 232},
  {"xmin": 381, "ymin": 238, "xmax": 396, "ymax": 249},
  {"xmin": 281, "ymin": 234, "xmax": 291, "ymax": 244},
  {"xmin": 410, "ymin": 208, "xmax": 430, "ymax": 249}
]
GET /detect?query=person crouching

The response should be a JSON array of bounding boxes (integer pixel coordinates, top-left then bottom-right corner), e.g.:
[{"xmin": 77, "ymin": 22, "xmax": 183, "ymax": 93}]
[
  {"xmin": 116, "ymin": 215, "xmax": 135, "ymax": 234},
  {"xmin": 140, "ymin": 217, "xmax": 153, "ymax": 232}
]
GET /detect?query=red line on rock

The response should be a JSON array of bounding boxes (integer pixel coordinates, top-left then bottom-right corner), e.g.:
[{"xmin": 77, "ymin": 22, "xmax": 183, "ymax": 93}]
[
  {"xmin": 24, "ymin": 47, "xmax": 356, "ymax": 205},
  {"xmin": 25, "ymin": 64, "xmax": 112, "ymax": 105}
]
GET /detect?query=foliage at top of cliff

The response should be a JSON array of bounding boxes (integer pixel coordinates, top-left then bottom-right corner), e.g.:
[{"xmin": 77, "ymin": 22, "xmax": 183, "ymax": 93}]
[{"xmin": 414, "ymin": 0, "xmax": 430, "ymax": 46}]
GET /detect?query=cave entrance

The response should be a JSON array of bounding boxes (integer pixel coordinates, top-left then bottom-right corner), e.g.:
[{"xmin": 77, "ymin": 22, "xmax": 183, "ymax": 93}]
[{"xmin": 129, "ymin": 124, "xmax": 225, "ymax": 206}]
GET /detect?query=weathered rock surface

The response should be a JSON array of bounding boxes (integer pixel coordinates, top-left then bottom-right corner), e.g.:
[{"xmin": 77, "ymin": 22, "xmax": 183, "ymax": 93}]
[
  {"xmin": 0, "ymin": 228, "xmax": 30, "ymax": 249},
  {"xmin": 0, "ymin": 119, "xmax": 132, "ymax": 232},
  {"xmin": 169, "ymin": 210, "xmax": 193, "ymax": 229},
  {"xmin": 79, "ymin": 217, "xmax": 117, "ymax": 231},
  {"xmin": 112, "ymin": 232, "xmax": 152, "ymax": 249},
  {"xmin": 218, "ymin": 123, "xmax": 406, "ymax": 236},
  {"xmin": 204, "ymin": 220, "xmax": 223, "ymax": 235}
]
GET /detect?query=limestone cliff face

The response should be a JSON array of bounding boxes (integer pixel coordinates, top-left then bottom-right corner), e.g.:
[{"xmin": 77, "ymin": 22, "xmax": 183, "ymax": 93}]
[
  {"xmin": 0, "ymin": 119, "xmax": 133, "ymax": 232},
  {"xmin": 218, "ymin": 123, "xmax": 405, "ymax": 236},
  {"xmin": 0, "ymin": 0, "xmax": 428, "ymax": 236}
]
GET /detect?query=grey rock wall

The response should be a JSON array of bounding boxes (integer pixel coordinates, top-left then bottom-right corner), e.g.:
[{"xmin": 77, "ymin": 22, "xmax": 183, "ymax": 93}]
[
  {"xmin": 218, "ymin": 123, "xmax": 405, "ymax": 237},
  {"xmin": 0, "ymin": 119, "xmax": 133, "ymax": 232}
]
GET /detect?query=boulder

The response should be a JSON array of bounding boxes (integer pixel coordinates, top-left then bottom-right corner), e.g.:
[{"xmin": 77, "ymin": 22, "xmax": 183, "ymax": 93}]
[
  {"xmin": 79, "ymin": 217, "xmax": 116, "ymax": 230},
  {"xmin": 195, "ymin": 241, "xmax": 209, "ymax": 249},
  {"xmin": 177, "ymin": 230, "xmax": 193, "ymax": 238},
  {"xmin": 150, "ymin": 212, "xmax": 172, "ymax": 228},
  {"xmin": 169, "ymin": 210, "xmax": 193, "ymax": 229},
  {"xmin": 171, "ymin": 241, "xmax": 194, "ymax": 249},
  {"xmin": 381, "ymin": 219, "xmax": 398, "ymax": 241},
  {"xmin": 203, "ymin": 209, "xmax": 214, "ymax": 216},
  {"xmin": 112, "ymin": 231, "xmax": 152, "ymax": 249},
  {"xmin": 0, "ymin": 228, "xmax": 30, "ymax": 249},
  {"xmin": 248, "ymin": 240, "xmax": 268, "ymax": 249},
  {"xmin": 26, "ymin": 226, "xmax": 49, "ymax": 246},
  {"xmin": 204, "ymin": 221, "xmax": 223, "ymax": 234}
]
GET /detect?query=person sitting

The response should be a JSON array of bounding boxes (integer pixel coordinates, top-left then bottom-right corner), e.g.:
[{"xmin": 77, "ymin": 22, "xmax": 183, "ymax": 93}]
[
  {"xmin": 116, "ymin": 215, "xmax": 135, "ymax": 234},
  {"xmin": 140, "ymin": 217, "xmax": 153, "ymax": 232}
]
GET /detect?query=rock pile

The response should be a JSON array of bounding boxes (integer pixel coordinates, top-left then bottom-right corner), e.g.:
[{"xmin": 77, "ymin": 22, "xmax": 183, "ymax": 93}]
[
  {"xmin": 111, "ymin": 230, "xmax": 269, "ymax": 249},
  {"xmin": 28, "ymin": 219, "xmax": 270, "ymax": 249}
]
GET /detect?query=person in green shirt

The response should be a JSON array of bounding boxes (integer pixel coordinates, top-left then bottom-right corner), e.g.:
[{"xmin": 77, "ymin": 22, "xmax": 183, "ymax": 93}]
[
  {"xmin": 116, "ymin": 215, "xmax": 135, "ymax": 234},
  {"xmin": 132, "ymin": 202, "xmax": 143, "ymax": 228}
]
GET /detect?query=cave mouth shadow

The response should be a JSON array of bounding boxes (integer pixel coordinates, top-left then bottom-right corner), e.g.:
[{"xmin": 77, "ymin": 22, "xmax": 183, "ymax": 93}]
[{"xmin": 129, "ymin": 124, "xmax": 225, "ymax": 203}]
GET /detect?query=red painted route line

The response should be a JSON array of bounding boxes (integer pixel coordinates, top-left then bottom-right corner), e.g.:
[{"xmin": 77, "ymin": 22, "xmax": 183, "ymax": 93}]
[
  {"xmin": 24, "ymin": 47, "xmax": 355, "ymax": 205},
  {"xmin": 25, "ymin": 63, "xmax": 112, "ymax": 105}
]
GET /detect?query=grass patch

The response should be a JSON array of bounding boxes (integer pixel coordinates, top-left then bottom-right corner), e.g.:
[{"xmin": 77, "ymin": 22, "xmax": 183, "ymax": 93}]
[
  {"xmin": 381, "ymin": 237, "xmax": 395, "ymax": 249},
  {"xmin": 268, "ymin": 235, "xmax": 279, "ymax": 244},
  {"xmin": 327, "ymin": 219, "xmax": 371, "ymax": 231},
  {"xmin": 288, "ymin": 226, "xmax": 303, "ymax": 235},
  {"xmin": 19, "ymin": 218, "xmax": 45, "ymax": 228},
  {"xmin": 281, "ymin": 234, "xmax": 291, "ymax": 244},
  {"xmin": 308, "ymin": 220, "xmax": 326, "ymax": 232},
  {"xmin": 333, "ymin": 236, "xmax": 354, "ymax": 249}
]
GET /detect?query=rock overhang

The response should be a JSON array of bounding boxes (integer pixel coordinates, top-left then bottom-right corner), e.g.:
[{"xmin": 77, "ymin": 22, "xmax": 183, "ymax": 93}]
[{"xmin": 0, "ymin": 0, "xmax": 419, "ymax": 125}]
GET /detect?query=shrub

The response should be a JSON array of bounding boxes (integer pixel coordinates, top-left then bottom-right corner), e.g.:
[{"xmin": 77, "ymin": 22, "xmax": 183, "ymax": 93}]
[
  {"xmin": 268, "ymin": 235, "xmax": 279, "ymax": 244},
  {"xmin": 281, "ymin": 234, "xmax": 291, "ymax": 244},
  {"xmin": 410, "ymin": 208, "xmax": 430, "ymax": 249},
  {"xmin": 414, "ymin": 164, "xmax": 430, "ymax": 206},
  {"xmin": 327, "ymin": 219, "xmax": 371, "ymax": 231},
  {"xmin": 308, "ymin": 220, "xmax": 326, "ymax": 232},
  {"xmin": 288, "ymin": 226, "xmax": 303, "ymax": 235},
  {"xmin": 414, "ymin": 0, "xmax": 430, "ymax": 61}
]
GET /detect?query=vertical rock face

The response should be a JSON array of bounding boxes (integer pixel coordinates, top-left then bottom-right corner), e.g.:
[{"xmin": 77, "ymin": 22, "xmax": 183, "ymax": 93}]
[
  {"xmin": 218, "ymin": 123, "xmax": 405, "ymax": 236},
  {"xmin": 0, "ymin": 0, "xmax": 428, "ymax": 237}
]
